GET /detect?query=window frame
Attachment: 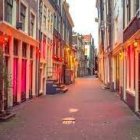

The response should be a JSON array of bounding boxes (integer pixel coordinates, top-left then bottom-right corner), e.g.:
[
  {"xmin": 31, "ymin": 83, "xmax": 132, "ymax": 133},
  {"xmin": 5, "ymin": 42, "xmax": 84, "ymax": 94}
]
[
  {"xmin": 30, "ymin": 12, "xmax": 35, "ymax": 37},
  {"xmin": 20, "ymin": 3, "xmax": 26, "ymax": 31},
  {"xmin": 5, "ymin": 0, "xmax": 13, "ymax": 24}
]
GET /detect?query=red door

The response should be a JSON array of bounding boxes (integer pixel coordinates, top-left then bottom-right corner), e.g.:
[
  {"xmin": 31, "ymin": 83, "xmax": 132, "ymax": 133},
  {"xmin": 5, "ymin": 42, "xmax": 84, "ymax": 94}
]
[
  {"xmin": 21, "ymin": 59, "xmax": 26, "ymax": 102},
  {"xmin": 13, "ymin": 58, "xmax": 18, "ymax": 105},
  {"xmin": 29, "ymin": 61, "xmax": 33, "ymax": 98}
]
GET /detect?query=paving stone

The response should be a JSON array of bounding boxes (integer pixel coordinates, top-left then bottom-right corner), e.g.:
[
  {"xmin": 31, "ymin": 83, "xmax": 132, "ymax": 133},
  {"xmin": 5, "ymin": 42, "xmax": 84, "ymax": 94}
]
[{"xmin": 0, "ymin": 77, "xmax": 140, "ymax": 140}]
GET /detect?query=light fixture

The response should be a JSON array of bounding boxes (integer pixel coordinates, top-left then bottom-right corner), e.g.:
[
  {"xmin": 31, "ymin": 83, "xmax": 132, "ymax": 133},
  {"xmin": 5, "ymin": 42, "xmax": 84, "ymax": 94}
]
[
  {"xmin": 119, "ymin": 52, "xmax": 123, "ymax": 60},
  {"xmin": 134, "ymin": 39, "xmax": 139, "ymax": 48}
]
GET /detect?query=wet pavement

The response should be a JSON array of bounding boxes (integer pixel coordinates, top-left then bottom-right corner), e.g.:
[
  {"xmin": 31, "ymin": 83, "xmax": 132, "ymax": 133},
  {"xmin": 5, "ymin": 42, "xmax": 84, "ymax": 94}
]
[{"xmin": 0, "ymin": 76, "xmax": 140, "ymax": 140}]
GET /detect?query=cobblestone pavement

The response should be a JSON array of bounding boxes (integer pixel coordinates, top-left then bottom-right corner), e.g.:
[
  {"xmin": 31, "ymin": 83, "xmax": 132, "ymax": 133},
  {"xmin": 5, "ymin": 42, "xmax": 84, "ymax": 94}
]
[{"xmin": 0, "ymin": 77, "xmax": 140, "ymax": 140}]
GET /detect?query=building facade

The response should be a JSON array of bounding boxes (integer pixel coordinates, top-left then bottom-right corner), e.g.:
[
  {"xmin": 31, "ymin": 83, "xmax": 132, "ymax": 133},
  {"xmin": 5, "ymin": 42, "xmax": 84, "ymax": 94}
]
[
  {"xmin": 123, "ymin": 0, "xmax": 140, "ymax": 112},
  {"xmin": 96, "ymin": 0, "xmax": 105, "ymax": 82},
  {"xmin": 0, "ymin": 0, "xmax": 74, "ymax": 111},
  {"xmin": 38, "ymin": 0, "xmax": 55, "ymax": 95},
  {"xmin": 0, "ymin": 0, "xmax": 39, "ymax": 110},
  {"xmin": 83, "ymin": 34, "xmax": 95, "ymax": 75},
  {"xmin": 49, "ymin": 0, "xmax": 63, "ymax": 83},
  {"xmin": 62, "ymin": 1, "xmax": 75, "ymax": 84},
  {"xmin": 97, "ymin": 0, "xmax": 140, "ymax": 113},
  {"xmin": 112, "ymin": 0, "xmax": 123, "ymax": 93},
  {"xmin": 96, "ymin": 0, "xmax": 114, "ymax": 88},
  {"xmin": 72, "ymin": 32, "xmax": 86, "ymax": 77}
]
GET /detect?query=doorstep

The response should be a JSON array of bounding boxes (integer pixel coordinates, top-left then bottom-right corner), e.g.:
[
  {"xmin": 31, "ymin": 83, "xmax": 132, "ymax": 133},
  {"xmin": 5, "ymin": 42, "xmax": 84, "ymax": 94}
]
[
  {"xmin": 135, "ymin": 111, "xmax": 140, "ymax": 119},
  {"xmin": 0, "ymin": 113, "xmax": 16, "ymax": 121}
]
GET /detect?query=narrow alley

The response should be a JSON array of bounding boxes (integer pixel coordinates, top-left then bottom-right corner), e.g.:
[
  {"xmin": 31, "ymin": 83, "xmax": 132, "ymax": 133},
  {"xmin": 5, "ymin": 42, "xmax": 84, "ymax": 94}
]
[{"xmin": 0, "ymin": 77, "xmax": 140, "ymax": 140}]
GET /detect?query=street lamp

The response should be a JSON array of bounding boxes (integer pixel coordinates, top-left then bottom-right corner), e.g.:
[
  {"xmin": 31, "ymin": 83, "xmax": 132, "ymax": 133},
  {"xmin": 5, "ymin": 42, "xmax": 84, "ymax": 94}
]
[{"xmin": 134, "ymin": 39, "xmax": 139, "ymax": 48}]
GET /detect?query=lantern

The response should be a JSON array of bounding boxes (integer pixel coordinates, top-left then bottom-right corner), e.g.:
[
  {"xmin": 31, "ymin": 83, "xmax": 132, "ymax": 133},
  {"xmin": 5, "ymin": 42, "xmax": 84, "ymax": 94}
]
[{"xmin": 134, "ymin": 40, "xmax": 139, "ymax": 48}]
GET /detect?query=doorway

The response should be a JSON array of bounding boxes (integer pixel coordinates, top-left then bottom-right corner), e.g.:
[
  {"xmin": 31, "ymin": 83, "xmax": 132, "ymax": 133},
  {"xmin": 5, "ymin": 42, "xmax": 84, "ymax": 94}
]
[
  {"xmin": 13, "ymin": 58, "xmax": 18, "ymax": 105},
  {"xmin": 116, "ymin": 55, "xmax": 120, "ymax": 91},
  {"xmin": 21, "ymin": 59, "xmax": 27, "ymax": 102}
]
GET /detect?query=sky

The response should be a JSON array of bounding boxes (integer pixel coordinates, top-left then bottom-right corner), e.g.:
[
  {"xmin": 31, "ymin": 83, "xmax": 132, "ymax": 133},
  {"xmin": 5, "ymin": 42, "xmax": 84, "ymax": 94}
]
[{"xmin": 67, "ymin": 0, "xmax": 98, "ymax": 47}]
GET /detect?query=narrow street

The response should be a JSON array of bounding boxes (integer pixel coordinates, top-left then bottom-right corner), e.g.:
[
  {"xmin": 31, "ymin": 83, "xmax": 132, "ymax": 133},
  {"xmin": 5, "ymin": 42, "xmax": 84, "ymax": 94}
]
[{"xmin": 0, "ymin": 77, "xmax": 140, "ymax": 140}]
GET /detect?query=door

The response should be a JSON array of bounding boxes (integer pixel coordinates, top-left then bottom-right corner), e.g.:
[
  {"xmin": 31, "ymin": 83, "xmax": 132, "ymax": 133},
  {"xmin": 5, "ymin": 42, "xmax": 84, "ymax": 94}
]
[
  {"xmin": 13, "ymin": 58, "xmax": 18, "ymax": 105},
  {"xmin": 116, "ymin": 55, "xmax": 120, "ymax": 91},
  {"xmin": 29, "ymin": 61, "xmax": 33, "ymax": 99},
  {"xmin": 4, "ymin": 56, "xmax": 9, "ymax": 109},
  {"xmin": 21, "ymin": 59, "xmax": 26, "ymax": 102}
]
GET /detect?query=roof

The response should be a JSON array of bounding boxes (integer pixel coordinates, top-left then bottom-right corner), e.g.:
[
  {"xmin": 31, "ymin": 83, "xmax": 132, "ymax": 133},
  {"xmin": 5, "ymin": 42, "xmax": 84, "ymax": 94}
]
[{"xmin": 83, "ymin": 34, "xmax": 92, "ymax": 42}]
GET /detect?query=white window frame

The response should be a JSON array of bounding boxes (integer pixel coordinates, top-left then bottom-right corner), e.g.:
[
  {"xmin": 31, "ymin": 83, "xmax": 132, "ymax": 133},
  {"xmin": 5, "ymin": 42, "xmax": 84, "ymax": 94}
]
[{"xmin": 20, "ymin": 0, "xmax": 28, "ymax": 33}]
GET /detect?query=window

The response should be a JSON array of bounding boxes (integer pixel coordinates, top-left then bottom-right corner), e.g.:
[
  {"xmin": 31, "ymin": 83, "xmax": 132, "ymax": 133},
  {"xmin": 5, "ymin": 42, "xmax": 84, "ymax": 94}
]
[
  {"xmin": 135, "ymin": 0, "xmax": 139, "ymax": 12},
  {"xmin": 57, "ymin": 0, "xmax": 60, "ymax": 6},
  {"xmin": 43, "ymin": 15, "xmax": 46, "ymax": 30},
  {"xmin": 22, "ymin": 43, "xmax": 27, "ymax": 57},
  {"xmin": 44, "ymin": 6, "xmax": 47, "ymax": 30},
  {"xmin": 30, "ymin": 13, "xmax": 35, "ymax": 37},
  {"xmin": 39, "ymin": 1, "xmax": 43, "ymax": 26},
  {"xmin": 57, "ymin": 16, "xmax": 59, "ymax": 31},
  {"xmin": 48, "ymin": 10, "xmax": 50, "ymax": 31},
  {"xmin": 14, "ymin": 39, "xmax": 18, "ymax": 56},
  {"xmin": 5, "ymin": 42, "xmax": 9, "ymax": 54},
  {"xmin": 123, "ymin": 0, "xmax": 125, "ymax": 29},
  {"xmin": 51, "ymin": 14, "xmax": 53, "ymax": 32},
  {"xmin": 106, "ymin": 0, "xmax": 109, "ymax": 15},
  {"xmin": 20, "ymin": 3, "xmax": 26, "ymax": 31},
  {"xmin": 44, "ymin": 5, "xmax": 47, "ymax": 14},
  {"xmin": 58, "ymin": 17, "xmax": 61, "ymax": 33},
  {"xmin": 126, "ymin": 0, "xmax": 131, "ymax": 23},
  {"xmin": 5, "ymin": 0, "xmax": 13, "ymax": 24},
  {"xmin": 30, "ymin": 46, "xmax": 33, "ymax": 58},
  {"xmin": 54, "ymin": 15, "xmax": 57, "ymax": 29}
]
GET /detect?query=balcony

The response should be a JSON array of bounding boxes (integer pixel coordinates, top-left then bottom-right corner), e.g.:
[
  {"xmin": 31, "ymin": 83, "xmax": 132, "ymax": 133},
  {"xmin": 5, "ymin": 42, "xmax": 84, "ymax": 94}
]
[{"xmin": 123, "ymin": 16, "xmax": 140, "ymax": 42}]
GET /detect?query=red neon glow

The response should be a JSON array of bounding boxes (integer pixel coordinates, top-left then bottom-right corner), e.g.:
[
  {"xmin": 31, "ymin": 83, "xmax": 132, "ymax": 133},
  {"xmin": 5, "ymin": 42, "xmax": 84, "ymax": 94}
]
[
  {"xmin": 21, "ymin": 59, "xmax": 27, "ymax": 95},
  {"xmin": 134, "ymin": 40, "xmax": 138, "ymax": 48},
  {"xmin": 13, "ymin": 58, "xmax": 18, "ymax": 97},
  {"xmin": 36, "ymin": 48, "xmax": 40, "ymax": 58},
  {"xmin": 29, "ymin": 61, "xmax": 33, "ymax": 92},
  {"xmin": 52, "ymin": 55, "xmax": 63, "ymax": 62},
  {"xmin": 0, "ymin": 35, "xmax": 9, "ymax": 46}
]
